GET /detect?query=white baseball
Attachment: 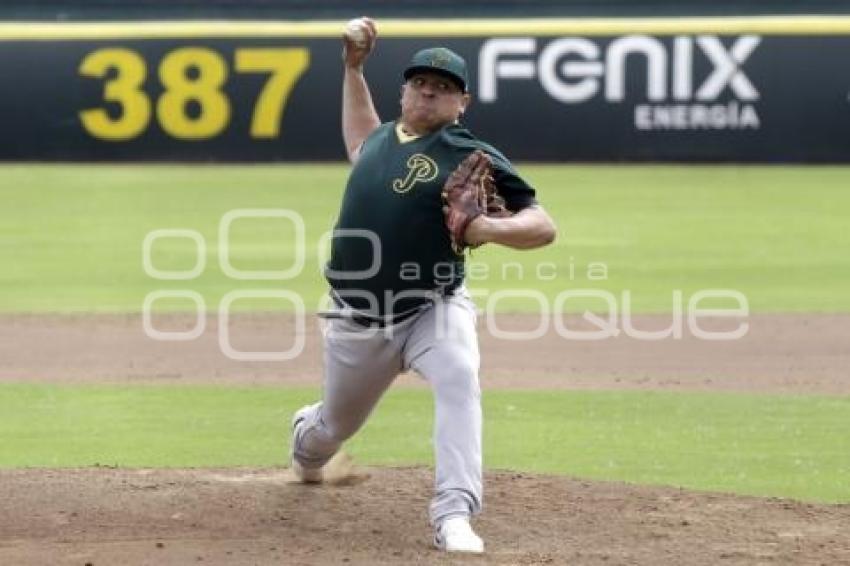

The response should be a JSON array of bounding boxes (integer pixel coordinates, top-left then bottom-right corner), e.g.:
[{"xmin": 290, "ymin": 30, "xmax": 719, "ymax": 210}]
[{"xmin": 344, "ymin": 18, "xmax": 369, "ymax": 48}]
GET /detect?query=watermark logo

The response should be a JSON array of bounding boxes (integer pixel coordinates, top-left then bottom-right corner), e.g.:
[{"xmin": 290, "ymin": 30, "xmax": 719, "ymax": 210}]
[
  {"xmin": 478, "ymin": 288, "xmax": 749, "ymax": 341},
  {"xmin": 142, "ymin": 208, "xmax": 306, "ymax": 361},
  {"xmin": 143, "ymin": 208, "xmax": 750, "ymax": 361}
]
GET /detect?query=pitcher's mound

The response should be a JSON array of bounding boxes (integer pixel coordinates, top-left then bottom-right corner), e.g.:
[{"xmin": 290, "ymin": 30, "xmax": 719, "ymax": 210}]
[{"xmin": 1, "ymin": 466, "xmax": 848, "ymax": 565}]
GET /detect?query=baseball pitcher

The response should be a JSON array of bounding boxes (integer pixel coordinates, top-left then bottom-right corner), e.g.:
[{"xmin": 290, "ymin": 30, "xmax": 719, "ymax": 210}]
[{"xmin": 290, "ymin": 17, "xmax": 557, "ymax": 554}]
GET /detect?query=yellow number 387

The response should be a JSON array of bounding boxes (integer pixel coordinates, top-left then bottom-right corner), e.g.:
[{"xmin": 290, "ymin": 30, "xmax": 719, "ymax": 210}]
[{"xmin": 79, "ymin": 46, "xmax": 309, "ymax": 141}]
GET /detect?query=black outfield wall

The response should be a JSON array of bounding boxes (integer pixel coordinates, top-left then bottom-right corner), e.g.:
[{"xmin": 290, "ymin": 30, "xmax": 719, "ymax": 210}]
[{"xmin": 1, "ymin": 18, "xmax": 848, "ymax": 162}]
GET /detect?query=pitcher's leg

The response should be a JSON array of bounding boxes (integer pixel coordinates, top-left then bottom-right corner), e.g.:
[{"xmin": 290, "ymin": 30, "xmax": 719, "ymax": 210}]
[
  {"xmin": 293, "ymin": 318, "xmax": 402, "ymax": 469},
  {"xmin": 405, "ymin": 295, "xmax": 482, "ymax": 525}
]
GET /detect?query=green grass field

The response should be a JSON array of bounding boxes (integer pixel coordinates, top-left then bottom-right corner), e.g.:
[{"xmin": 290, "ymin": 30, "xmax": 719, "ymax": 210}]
[
  {"xmin": 2, "ymin": 383, "xmax": 848, "ymax": 503},
  {"xmin": 1, "ymin": 164, "xmax": 848, "ymax": 504},
  {"xmin": 1, "ymin": 164, "xmax": 848, "ymax": 313}
]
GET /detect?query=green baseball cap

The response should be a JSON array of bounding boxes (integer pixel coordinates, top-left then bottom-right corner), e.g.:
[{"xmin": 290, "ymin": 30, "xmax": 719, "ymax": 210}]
[{"xmin": 403, "ymin": 47, "xmax": 469, "ymax": 92}]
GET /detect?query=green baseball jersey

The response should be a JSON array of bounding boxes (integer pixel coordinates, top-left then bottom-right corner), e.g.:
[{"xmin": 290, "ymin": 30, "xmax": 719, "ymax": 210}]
[{"xmin": 326, "ymin": 121, "xmax": 537, "ymax": 317}]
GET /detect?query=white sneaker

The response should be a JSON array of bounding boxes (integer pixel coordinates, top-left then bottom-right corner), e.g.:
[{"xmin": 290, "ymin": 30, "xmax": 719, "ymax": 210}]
[
  {"xmin": 434, "ymin": 516, "xmax": 484, "ymax": 554},
  {"xmin": 290, "ymin": 405, "xmax": 323, "ymax": 483}
]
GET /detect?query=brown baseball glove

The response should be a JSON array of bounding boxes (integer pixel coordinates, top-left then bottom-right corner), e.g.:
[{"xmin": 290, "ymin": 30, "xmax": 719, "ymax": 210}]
[{"xmin": 441, "ymin": 149, "xmax": 511, "ymax": 254}]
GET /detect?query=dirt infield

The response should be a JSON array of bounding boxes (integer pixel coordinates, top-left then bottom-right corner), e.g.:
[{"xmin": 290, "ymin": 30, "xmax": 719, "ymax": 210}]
[
  {"xmin": 2, "ymin": 467, "xmax": 849, "ymax": 566},
  {"xmin": 1, "ymin": 313, "xmax": 849, "ymax": 394},
  {"xmin": 1, "ymin": 312, "xmax": 848, "ymax": 564}
]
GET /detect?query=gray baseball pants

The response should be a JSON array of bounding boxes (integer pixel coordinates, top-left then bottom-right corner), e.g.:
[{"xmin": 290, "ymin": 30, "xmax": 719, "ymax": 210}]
[{"xmin": 292, "ymin": 289, "xmax": 482, "ymax": 525}]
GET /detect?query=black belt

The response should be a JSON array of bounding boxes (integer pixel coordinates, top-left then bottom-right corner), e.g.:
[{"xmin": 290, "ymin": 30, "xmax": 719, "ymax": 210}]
[
  {"xmin": 328, "ymin": 287, "xmax": 456, "ymax": 329},
  {"xmin": 329, "ymin": 295, "xmax": 425, "ymax": 328}
]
